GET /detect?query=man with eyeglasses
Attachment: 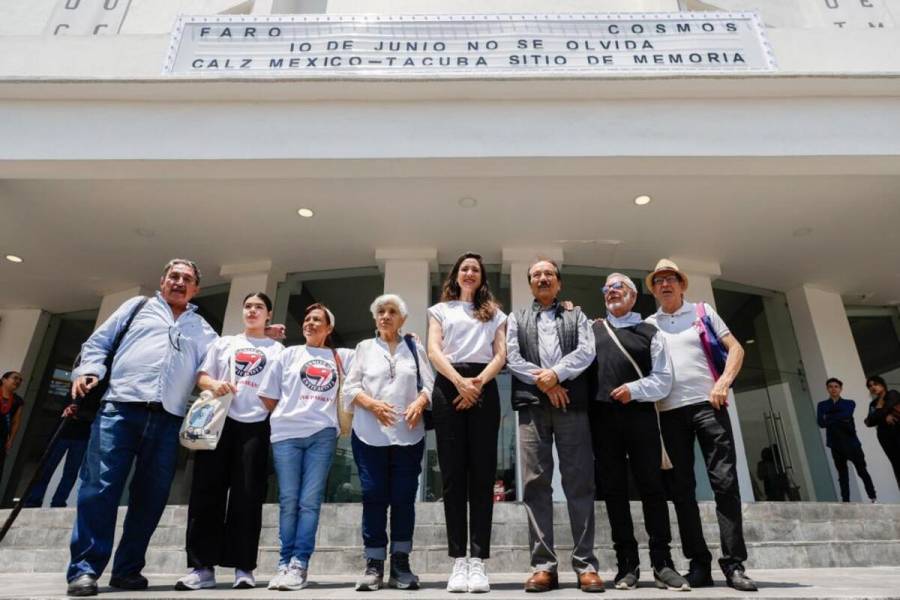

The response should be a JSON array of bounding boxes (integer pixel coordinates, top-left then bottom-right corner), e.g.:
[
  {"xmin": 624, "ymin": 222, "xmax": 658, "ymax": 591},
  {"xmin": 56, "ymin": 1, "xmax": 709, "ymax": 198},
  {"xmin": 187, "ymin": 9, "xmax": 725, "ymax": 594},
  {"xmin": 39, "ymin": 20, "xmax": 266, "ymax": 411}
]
[
  {"xmin": 644, "ymin": 259, "xmax": 756, "ymax": 592},
  {"xmin": 506, "ymin": 259, "xmax": 604, "ymax": 593},
  {"xmin": 589, "ymin": 273, "xmax": 689, "ymax": 592},
  {"xmin": 65, "ymin": 259, "xmax": 219, "ymax": 597}
]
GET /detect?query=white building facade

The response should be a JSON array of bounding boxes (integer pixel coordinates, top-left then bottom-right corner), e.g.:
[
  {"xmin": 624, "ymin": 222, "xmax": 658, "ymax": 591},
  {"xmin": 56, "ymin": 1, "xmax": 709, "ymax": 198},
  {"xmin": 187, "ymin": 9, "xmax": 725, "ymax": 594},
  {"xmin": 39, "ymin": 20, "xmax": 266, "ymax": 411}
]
[{"xmin": 1, "ymin": 0, "xmax": 900, "ymax": 507}]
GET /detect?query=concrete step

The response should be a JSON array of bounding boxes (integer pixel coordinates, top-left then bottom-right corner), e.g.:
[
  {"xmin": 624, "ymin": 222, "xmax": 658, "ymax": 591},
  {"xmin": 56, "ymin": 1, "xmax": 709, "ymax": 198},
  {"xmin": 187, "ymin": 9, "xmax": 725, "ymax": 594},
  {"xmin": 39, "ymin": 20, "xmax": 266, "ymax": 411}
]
[
  {"xmin": 3, "ymin": 539, "xmax": 900, "ymax": 575},
  {"xmin": 4, "ymin": 568, "xmax": 900, "ymax": 600},
  {"xmin": 5, "ymin": 517, "xmax": 900, "ymax": 549},
  {"xmin": 1, "ymin": 502, "xmax": 898, "ymax": 574}
]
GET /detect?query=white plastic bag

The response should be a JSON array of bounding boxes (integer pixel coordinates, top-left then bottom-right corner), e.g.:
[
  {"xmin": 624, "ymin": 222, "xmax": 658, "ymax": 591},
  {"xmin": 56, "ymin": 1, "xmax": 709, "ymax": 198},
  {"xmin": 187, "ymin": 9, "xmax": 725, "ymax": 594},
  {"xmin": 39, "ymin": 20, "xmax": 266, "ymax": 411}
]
[{"xmin": 179, "ymin": 348, "xmax": 234, "ymax": 450}]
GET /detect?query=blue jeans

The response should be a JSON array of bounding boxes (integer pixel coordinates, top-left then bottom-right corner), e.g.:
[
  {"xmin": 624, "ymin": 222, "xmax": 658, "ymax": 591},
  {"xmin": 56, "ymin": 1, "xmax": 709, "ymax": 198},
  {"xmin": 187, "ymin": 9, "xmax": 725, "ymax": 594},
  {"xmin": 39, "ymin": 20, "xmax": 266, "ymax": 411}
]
[
  {"xmin": 352, "ymin": 433, "xmax": 424, "ymax": 560},
  {"xmin": 25, "ymin": 437, "xmax": 88, "ymax": 508},
  {"xmin": 67, "ymin": 402, "xmax": 181, "ymax": 582},
  {"xmin": 272, "ymin": 427, "xmax": 337, "ymax": 568}
]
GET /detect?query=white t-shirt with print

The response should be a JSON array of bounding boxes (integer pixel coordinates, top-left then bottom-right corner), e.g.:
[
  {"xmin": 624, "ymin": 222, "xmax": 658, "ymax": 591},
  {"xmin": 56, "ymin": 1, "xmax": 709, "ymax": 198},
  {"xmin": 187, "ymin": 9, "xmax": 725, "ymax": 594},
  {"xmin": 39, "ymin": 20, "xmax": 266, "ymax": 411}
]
[
  {"xmin": 427, "ymin": 301, "xmax": 506, "ymax": 364},
  {"xmin": 198, "ymin": 334, "xmax": 284, "ymax": 423},
  {"xmin": 258, "ymin": 344, "xmax": 354, "ymax": 443},
  {"xmin": 645, "ymin": 301, "xmax": 731, "ymax": 412}
]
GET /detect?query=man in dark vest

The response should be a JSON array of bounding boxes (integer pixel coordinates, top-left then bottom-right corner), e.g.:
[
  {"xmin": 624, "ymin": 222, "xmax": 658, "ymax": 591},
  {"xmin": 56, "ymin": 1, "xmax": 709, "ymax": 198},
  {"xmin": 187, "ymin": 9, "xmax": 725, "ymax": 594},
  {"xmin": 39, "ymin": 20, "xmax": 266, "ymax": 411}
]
[
  {"xmin": 590, "ymin": 273, "xmax": 689, "ymax": 592},
  {"xmin": 506, "ymin": 259, "xmax": 603, "ymax": 593}
]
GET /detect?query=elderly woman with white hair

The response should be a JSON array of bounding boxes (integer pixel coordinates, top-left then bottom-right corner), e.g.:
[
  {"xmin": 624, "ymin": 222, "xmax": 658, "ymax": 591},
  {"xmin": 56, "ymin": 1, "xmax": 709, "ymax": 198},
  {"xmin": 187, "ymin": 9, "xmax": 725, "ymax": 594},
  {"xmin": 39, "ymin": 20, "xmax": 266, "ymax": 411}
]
[{"xmin": 343, "ymin": 294, "xmax": 434, "ymax": 592}]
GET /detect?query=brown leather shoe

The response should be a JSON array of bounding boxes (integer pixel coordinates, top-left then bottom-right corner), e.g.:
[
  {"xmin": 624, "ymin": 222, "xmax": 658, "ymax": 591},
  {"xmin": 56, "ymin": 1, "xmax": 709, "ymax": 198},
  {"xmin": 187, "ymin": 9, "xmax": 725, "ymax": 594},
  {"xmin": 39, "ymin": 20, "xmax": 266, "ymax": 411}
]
[
  {"xmin": 524, "ymin": 571, "xmax": 559, "ymax": 592},
  {"xmin": 578, "ymin": 571, "xmax": 606, "ymax": 593}
]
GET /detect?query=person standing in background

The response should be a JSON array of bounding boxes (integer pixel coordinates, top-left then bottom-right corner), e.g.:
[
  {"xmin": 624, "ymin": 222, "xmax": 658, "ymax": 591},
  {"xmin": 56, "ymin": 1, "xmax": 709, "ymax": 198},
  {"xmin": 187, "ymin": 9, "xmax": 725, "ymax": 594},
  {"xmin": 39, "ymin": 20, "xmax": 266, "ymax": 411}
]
[{"xmin": 817, "ymin": 377, "xmax": 877, "ymax": 503}]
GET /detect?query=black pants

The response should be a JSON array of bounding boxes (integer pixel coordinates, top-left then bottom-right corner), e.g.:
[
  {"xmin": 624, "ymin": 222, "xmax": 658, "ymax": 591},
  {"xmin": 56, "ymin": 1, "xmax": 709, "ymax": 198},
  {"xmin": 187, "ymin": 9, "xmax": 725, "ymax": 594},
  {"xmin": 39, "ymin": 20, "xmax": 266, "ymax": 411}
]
[
  {"xmin": 432, "ymin": 365, "xmax": 500, "ymax": 559},
  {"xmin": 591, "ymin": 401, "xmax": 673, "ymax": 570},
  {"xmin": 831, "ymin": 445, "xmax": 877, "ymax": 501},
  {"xmin": 659, "ymin": 403, "xmax": 747, "ymax": 574},
  {"xmin": 185, "ymin": 417, "xmax": 270, "ymax": 570},
  {"xmin": 877, "ymin": 426, "xmax": 900, "ymax": 492}
]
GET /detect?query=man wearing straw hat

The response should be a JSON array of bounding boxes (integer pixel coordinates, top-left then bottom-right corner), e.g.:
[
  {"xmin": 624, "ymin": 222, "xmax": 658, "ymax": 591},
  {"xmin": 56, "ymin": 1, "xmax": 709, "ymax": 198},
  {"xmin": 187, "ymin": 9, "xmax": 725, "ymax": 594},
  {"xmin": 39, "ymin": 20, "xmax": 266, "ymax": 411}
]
[
  {"xmin": 589, "ymin": 272, "xmax": 689, "ymax": 592},
  {"xmin": 645, "ymin": 259, "xmax": 756, "ymax": 593}
]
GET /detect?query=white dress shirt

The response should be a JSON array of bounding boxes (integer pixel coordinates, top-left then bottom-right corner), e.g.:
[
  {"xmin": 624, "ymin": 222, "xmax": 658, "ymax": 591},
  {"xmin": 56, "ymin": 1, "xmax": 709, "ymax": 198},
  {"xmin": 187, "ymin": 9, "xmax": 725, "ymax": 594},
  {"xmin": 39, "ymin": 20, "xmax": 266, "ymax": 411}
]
[{"xmin": 506, "ymin": 304, "xmax": 596, "ymax": 385}]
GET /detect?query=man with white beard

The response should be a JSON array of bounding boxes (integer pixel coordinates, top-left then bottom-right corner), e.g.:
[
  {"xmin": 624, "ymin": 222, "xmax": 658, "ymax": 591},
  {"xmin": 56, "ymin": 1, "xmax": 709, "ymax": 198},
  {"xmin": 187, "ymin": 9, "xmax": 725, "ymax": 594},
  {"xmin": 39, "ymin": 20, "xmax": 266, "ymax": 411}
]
[{"xmin": 589, "ymin": 273, "xmax": 689, "ymax": 592}]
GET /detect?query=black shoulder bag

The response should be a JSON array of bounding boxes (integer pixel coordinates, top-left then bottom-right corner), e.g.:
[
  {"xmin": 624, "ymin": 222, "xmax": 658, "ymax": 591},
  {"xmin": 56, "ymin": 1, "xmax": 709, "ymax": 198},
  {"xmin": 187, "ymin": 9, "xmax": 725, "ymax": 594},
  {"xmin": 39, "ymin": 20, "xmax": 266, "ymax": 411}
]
[{"xmin": 403, "ymin": 334, "xmax": 433, "ymax": 431}]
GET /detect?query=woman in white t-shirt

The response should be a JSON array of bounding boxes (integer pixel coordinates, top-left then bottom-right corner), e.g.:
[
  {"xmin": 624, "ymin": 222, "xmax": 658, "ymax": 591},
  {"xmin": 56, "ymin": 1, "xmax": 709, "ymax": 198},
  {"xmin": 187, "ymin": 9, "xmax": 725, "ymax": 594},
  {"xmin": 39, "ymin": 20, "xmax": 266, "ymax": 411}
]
[
  {"xmin": 176, "ymin": 292, "xmax": 284, "ymax": 591},
  {"xmin": 343, "ymin": 294, "xmax": 435, "ymax": 591},
  {"xmin": 426, "ymin": 252, "xmax": 507, "ymax": 593},
  {"xmin": 257, "ymin": 303, "xmax": 353, "ymax": 592}
]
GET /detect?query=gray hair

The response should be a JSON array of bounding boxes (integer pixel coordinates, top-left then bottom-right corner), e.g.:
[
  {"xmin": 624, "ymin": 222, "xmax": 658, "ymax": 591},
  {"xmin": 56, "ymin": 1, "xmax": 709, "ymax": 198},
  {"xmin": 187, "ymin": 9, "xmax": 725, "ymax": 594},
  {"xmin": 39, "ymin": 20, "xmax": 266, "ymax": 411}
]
[
  {"xmin": 369, "ymin": 294, "xmax": 409, "ymax": 319},
  {"xmin": 606, "ymin": 272, "xmax": 637, "ymax": 294},
  {"xmin": 162, "ymin": 258, "xmax": 202, "ymax": 284}
]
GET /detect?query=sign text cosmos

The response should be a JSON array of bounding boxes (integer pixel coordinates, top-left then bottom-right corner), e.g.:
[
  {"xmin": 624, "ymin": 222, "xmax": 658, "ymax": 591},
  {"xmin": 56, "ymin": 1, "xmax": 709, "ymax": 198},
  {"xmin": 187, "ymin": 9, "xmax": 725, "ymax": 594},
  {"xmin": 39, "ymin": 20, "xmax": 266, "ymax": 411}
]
[{"xmin": 164, "ymin": 13, "xmax": 776, "ymax": 76}]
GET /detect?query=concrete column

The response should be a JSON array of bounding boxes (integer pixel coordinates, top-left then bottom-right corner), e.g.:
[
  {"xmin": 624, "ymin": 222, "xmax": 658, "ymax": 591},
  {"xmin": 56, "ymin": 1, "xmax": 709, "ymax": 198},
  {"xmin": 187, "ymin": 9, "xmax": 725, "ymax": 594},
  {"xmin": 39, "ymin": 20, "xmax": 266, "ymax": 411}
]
[
  {"xmin": 375, "ymin": 249, "xmax": 436, "ymax": 501},
  {"xmin": 503, "ymin": 247, "xmax": 565, "ymax": 502},
  {"xmin": 96, "ymin": 285, "xmax": 152, "ymax": 326},
  {"xmin": 220, "ymin": 261, "xmax": 283, "ymax": 335},
  {"xmin": 787, "ymin": 285, "xmax": 898, "ymax": 503},
  {"xmin": 375, "ymin": 248, "xmax": 437, "ymax": 340},
  {"xmin": 0, "ymin": 308, "xmax": 50, "ymax": 495},
  {"xmin": 673, "ymin": 258, "xmax": 755, "ymax": 503}
]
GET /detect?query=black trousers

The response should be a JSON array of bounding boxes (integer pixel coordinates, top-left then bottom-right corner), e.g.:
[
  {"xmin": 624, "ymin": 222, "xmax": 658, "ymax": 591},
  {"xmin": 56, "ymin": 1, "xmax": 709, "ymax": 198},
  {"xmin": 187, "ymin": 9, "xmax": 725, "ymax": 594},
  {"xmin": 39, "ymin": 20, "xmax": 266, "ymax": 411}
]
[
  {"xmin": 831, "ymin": 445, "xmax": 877, "ymax": 501},
  {"xmin": 432, "ymin": 364, "xmax": 500, "ymax": 559},
  {"xmin": 876, "ymin": 426, "xmax": 900, "ymax": 492},
  {"xmin": 659, "ymin": 403, "xmax": 747, "ymax": 574},
  {"xmin": 591, "ymin": 401, "xmax": 673, "ymax": 570},
  {"xmin": 185, "ymin": 417, "xmax": 270, "ymax": 570}
]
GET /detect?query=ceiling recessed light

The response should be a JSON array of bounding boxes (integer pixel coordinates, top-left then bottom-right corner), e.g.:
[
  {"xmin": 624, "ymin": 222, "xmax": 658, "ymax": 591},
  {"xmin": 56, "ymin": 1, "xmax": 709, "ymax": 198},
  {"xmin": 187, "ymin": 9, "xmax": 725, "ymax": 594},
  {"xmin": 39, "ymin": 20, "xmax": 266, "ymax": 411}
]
[
  {"xmin": 297, "ymin": 208, "xmax": 315, "ymax": 218},
  {"xmin": 746, "ymin": 339, "xmax": 756, "ymax": 344},
  {"xmin": 458, "ymin": 197, "xmax": 478, "ymax": 208},
  {"xmin": 5, "ymin": 255, "xmax": 23, "ymax": 263},
  {"xmin": 634, "ymin": 195, "xmax": 652, "ymax": 206}
]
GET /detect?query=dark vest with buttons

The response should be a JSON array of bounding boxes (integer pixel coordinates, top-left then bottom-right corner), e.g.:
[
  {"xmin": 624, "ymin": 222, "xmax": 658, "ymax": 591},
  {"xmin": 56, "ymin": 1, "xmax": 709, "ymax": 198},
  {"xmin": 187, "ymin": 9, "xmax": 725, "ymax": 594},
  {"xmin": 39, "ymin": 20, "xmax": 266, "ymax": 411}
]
[
  {"xmin": 592, "ymin": 320, "xmax": 657, "ymax": 403},
  {"xmin": 511, "ymin": 301, "xmax": 590, "ymax": 411}
]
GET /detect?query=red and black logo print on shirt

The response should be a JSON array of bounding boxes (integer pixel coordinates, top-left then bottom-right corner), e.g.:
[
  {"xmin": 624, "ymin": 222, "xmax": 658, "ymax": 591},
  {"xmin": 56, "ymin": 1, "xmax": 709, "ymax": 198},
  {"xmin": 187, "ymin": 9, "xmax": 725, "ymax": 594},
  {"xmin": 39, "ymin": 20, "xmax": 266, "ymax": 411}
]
[
  {"xmin": 300, "ymin": 359, "xmax": 337, "ymax": 392},
  {"xmin": 234, "ymin": 347, "xmax": 267, "ymax": 378}
]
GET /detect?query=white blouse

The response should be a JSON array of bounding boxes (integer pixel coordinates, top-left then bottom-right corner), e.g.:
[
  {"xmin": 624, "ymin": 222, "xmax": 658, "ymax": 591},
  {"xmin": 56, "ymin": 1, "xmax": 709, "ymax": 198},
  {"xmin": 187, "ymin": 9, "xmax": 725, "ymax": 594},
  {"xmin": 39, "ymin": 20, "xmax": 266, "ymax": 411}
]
[
  {"xmin": 427, "ymin": 301, "xmax": 506, "ymax": 364},
  {"xmin": 342, "ymin": 336, "xmax": 435, "ymax": 447}
]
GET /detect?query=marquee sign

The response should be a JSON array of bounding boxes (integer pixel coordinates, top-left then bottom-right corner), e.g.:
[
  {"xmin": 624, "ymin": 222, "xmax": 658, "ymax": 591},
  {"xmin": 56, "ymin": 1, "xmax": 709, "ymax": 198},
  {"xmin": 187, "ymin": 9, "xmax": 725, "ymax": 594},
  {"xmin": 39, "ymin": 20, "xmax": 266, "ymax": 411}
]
[{"xmin": 163, "ymin": 13, "xmax": 776, "ymax": 77}]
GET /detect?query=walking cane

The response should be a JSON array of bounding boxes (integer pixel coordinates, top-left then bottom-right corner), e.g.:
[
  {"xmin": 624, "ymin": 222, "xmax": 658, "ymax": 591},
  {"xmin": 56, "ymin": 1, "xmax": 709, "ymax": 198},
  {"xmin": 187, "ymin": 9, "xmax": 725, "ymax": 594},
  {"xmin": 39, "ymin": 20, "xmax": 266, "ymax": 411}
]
[{"xmin": 0, "ymin": 407, "xmax": 75, "ymax": 544}]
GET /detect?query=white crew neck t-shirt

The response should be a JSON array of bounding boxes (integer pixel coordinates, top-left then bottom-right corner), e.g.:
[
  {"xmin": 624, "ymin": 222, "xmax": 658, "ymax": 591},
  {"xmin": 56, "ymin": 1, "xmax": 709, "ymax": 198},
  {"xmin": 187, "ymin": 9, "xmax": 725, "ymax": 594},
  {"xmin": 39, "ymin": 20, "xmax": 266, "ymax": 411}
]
[
  {"xmin": 258, "ymin": 344, "xmax": 354, "ymax": 443},
  {"xmin": 645, "ymin": 301, "xmax": 730, "ymax": 412},
  {"xmin": 427, "ymin": 301, "xmax": 506, "ymax": 364},
  {"xmin": 198, "ymin": 333, "xmax": 284, "ymax": 423}
]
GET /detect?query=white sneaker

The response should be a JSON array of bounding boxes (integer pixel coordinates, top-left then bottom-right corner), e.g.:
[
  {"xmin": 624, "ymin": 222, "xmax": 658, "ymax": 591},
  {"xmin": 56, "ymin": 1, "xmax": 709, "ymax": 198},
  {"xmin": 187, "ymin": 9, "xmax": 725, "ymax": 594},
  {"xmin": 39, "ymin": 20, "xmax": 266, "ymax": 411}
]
[
  {"xmin": 267, "ymin": 565, "xmax": 288, "ymax": 590},
  {"xmin": 278, "ymin": 559, "xmax": 308, "ymax": 591},
  {"xmin": 233, "ymin": 569, "xmax": 255, "ymax": 589},
  {"xmin": 446, "ymin": 557, "xmax": 469, "ymax": 593},
  {"xmin": 467, "ymin": 558, "xmax": 490, "ymax": 593},
  {"xmin": 175, "ymin": 568, "xmax": 216, "ymax": 591}
]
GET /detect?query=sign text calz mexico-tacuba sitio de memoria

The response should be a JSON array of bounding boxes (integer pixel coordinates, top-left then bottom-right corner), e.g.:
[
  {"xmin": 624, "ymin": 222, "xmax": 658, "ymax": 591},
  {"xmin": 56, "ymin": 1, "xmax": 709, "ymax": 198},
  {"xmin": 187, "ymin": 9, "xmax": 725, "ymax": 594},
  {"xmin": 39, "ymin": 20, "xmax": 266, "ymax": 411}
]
[{"xmin": 163, "ymin": 13, "xmax": 776, "ymax": 76}]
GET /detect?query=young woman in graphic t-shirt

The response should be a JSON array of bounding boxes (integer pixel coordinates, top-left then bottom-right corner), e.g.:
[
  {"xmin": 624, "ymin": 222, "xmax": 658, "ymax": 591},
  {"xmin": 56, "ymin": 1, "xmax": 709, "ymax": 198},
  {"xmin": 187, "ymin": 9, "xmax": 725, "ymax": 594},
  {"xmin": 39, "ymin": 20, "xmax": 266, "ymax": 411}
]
[
  {"xmin": 175, "ymin": 292, "xmax": 284, "ymax": 591},
  {"xmin": 426, "ymin": 252, "xmax": 507, "ymax": 593},
  {"xmin": 258, "ymin": 303, "xmax": 353, "ymax": 591}
]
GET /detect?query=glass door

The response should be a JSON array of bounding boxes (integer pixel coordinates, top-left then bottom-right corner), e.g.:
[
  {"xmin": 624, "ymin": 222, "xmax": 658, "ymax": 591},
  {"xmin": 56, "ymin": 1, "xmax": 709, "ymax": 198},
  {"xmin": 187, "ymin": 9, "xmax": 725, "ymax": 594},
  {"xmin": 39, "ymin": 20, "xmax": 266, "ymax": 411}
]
[{"xmin": 714, "ymin": 285, "xmax": 836, "ymax": 501}]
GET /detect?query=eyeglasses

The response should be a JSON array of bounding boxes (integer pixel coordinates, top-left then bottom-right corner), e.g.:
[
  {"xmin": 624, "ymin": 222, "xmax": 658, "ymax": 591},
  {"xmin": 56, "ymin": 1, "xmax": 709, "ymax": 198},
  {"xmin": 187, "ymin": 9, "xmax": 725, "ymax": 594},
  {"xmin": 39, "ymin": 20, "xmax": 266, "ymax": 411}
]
[
  {"xmin": 602, "ymin": 281, "xmax": 628, "ymax": 295},
  {"xmin": 166, "ymin": 272, "xmax": 196, "ymax": 285},
  {"xmin": 529, "ymin": 270, "xmax": 558, "ymax": 280},
  {"xmin": 384, "ymin": 355, "xmax": 397, "ymax": 381},
  {"xmin": 652, "ymin": 275, "xmax": 681, "ymax": 286},
  {"xmin": 168, "ymin": 326, "xmax": 183, "ymax": 352}
]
